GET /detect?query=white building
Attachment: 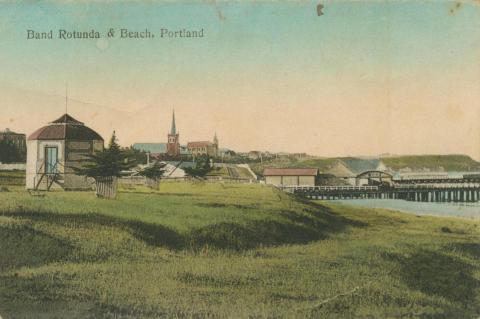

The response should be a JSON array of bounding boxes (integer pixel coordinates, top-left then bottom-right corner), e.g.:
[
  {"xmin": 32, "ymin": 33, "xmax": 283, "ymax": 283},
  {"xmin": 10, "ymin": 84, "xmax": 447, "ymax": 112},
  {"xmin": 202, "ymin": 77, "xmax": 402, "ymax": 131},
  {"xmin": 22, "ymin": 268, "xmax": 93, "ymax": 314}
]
[
  {"xmin": 26, "ymin": 114, "xmax": 104, "ymax": 190},
  {"xmin": 263, "ymin": 168, "xmax": 318, "ymax": 187}
]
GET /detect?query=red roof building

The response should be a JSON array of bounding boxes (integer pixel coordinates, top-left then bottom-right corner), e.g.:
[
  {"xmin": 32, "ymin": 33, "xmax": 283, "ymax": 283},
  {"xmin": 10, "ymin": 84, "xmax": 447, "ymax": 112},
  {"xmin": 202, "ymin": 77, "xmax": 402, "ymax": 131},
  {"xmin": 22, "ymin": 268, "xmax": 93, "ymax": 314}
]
[
  {"xmin": 28, "ymin": 114, "xmax": 103, "ymax": 141},
  {"xmin": 187, "ymin": 139, "xmax": 218, "ymax": 157}
]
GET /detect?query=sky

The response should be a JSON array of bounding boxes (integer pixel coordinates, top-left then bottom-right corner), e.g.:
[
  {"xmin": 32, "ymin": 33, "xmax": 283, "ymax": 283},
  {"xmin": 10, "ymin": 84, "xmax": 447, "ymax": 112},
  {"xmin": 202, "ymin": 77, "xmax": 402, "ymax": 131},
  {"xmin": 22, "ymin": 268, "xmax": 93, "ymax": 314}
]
[{"xmin": 0, "ymin": 1, "xmax": 479, "ymax": 158}]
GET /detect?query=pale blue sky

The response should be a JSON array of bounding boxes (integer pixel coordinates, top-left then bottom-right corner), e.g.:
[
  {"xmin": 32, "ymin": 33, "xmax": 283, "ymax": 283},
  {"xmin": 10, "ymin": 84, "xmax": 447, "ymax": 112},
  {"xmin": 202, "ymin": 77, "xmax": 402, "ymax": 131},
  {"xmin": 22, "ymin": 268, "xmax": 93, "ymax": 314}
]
[{"xmin": 0, "ymin": 1, "xmax": 479, "ymax": 157}]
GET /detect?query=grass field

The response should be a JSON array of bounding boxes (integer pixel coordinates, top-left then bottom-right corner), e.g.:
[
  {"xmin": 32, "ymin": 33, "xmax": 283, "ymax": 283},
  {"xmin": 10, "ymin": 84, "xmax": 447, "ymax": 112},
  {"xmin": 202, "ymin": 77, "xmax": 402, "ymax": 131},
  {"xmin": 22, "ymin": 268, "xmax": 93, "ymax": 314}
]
[
  {"xmin": 250, "ymin": 157, "xmax": 336, "ymax": 175},
  {"xmin": 207, "ymin": 166, "xmax": 255, "ymax": 179},
  {"xmin": 0, "ymin": 183, "xmax": 479, "ymax": 318}
]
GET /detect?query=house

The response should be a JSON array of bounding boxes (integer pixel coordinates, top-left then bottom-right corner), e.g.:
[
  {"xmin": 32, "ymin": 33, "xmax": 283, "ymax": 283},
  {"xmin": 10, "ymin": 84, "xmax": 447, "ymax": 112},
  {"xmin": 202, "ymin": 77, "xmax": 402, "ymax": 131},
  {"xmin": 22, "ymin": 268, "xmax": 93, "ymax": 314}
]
[
  {"xmin": 218, "ymin": 148, "xmax": 235, "ymax": 159},
  {"xmin": 26, "ymin": 114, "xmax": 104, "ymax": 190},
  {"xmin": 248, "ymin": 151, "xmax": 262, "ymax": 160},
  {"xmin": 187, "ymin": 138, "xmax": 218, "ymax": 157},
  {"xmin": 263, "ymin": 168, "xmax": 318, "ymax": 186}
]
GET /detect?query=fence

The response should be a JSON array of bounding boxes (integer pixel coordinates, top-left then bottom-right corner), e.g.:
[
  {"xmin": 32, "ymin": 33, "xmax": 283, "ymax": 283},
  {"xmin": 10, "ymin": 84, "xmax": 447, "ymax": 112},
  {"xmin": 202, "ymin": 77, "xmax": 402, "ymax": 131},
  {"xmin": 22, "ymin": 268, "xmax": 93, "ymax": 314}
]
[
  {"xmin": 0, "ymin": 170, "xmax": 25, "ymax": 186},
  {"xmin": 119, "ymin": 175, "xmax": 256, "ymax": 187},
  {"xmin": 95, "ymin": 177, "xmax": 118, "ymax": 199},
  {"xmin": 0, "ymin": 163, "xmax": 26, "ymax": 170},
  {"xmin": 203, "ymin": 176, "xmax": 255, "ymax": 183}
]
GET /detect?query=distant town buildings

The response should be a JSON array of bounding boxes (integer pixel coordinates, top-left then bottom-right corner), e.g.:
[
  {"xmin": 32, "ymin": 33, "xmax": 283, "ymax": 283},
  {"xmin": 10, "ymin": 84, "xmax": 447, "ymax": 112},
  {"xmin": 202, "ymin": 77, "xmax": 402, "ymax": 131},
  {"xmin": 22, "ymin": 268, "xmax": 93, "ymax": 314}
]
[
  {"xmin": 247, "ymin": 151, "xmax": 262, "ymax": 160},
  {"xmin": 133, "ymin": 110, "xmax": 219, "ymax": 159},
  {"xmin": 131, "ymin": 110, "xmax": 316, "ymax": 163},
  {"xmin": 218, "ymin": 148, "xmax": 235, "ymax": 159}
]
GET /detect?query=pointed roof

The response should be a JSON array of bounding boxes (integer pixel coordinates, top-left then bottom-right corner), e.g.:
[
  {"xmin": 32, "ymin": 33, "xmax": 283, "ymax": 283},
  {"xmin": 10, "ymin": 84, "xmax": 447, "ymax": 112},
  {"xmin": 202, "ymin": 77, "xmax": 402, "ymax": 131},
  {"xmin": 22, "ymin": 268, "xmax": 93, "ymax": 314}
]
[
  {"xmin": 51, "ymin": 114, "xmax": 84, "ymax": 125},
  {"xmin": 326, "ymin": 160, "xmax": 356, "ymax": 177},
  {"xmin": 170, "ymin": 110, "xmax": 177, "ymax": 135},
  {"xmin": 28, "ymin": 113, "xmax": 103, "ymax": 141}
]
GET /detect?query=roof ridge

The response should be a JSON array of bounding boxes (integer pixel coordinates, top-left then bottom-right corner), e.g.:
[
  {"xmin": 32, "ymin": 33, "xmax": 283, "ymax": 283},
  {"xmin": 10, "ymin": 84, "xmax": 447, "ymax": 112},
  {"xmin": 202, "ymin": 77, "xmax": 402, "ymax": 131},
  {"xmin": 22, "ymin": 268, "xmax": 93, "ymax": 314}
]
[{"xmin": 50, "ymin": 113, "xmax": 84, "ymax": 125}]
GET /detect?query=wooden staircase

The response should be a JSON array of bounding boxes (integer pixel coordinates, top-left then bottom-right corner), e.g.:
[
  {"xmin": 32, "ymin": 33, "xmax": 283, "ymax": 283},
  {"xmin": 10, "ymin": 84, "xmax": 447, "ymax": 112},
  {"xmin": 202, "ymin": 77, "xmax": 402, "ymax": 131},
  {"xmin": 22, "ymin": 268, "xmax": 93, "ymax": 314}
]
[{"xmin": 30, "ymin": 161, "xmax": 65, "ymax": 194}]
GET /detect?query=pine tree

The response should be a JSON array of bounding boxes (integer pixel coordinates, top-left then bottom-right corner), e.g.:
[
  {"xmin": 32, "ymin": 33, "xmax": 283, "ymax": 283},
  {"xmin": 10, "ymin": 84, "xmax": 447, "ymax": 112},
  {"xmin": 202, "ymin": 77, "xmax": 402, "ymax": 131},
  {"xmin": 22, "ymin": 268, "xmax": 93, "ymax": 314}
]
[
  {"xmin": 184, "ymin": 155, "xmax": 212, "ymax": 178},
  {"xmin": 73, "ymin": 131, "xmax": 136, "ymax": 178},
  {"xmin": 137, "ymin": 161, "xmax": 167, "ymax": 181},
  {"xmin": 137, "ymin": 161, "xmax": 167, "ymax": 189},
  {"xmin": 0, "ymin": 140, "xmax": 22, "ymax": 163}
]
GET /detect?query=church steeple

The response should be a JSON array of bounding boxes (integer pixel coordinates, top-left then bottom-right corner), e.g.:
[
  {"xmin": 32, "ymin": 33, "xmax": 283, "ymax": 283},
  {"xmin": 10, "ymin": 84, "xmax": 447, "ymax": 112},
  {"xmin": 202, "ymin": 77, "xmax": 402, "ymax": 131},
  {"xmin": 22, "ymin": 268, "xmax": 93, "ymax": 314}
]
[
  {"xmin": 167, "ymin": 109, "xmax": 180, "ymax": 157},
  {"xmin": 170, "ymin": 110, "xmax": 177, "ymax": 135},
  {"xmin": 213, "ymin": 132, "xmax": 218, "ymax": 146}
]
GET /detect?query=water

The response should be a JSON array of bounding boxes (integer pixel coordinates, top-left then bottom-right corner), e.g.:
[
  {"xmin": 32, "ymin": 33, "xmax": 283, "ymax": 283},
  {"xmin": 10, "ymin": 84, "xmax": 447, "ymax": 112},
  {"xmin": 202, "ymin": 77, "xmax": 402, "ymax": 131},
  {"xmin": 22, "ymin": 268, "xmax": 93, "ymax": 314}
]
[{"xmin": 335, "ymin": 199, "xmax": 480, "ymax": 219}]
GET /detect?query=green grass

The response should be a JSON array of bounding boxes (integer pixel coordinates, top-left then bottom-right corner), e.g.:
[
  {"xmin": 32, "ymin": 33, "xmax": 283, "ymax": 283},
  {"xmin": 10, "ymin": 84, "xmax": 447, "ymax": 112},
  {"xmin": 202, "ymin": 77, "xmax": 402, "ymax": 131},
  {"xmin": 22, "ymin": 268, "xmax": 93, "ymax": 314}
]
[
  {"xmin": 206, "ymin": 167, "xmax": 228, "ymax": 177},
  {"xmin": 0, "ymin": 183, "xmax": 479, "ymax": 318},
  {"xmin": 207, "ymin": 167, "xmax": 255, "ymax": 179},
  {"xmin": 235, "ymin": 167, "xmax": 255, "ymax": 179}
]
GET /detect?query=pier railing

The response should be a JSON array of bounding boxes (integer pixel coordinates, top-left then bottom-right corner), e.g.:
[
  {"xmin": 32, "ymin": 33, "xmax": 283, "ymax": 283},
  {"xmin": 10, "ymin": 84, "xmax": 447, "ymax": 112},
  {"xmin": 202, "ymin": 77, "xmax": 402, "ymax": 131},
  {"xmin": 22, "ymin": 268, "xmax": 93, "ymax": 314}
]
[
  {"xmin": 393, "ymin": 183, "xmax": 480, "ymax": 189},
  {"xmin": 281, "ymin": 185, "xmax": 378, "ymax": 193},
  {"xmin": 279, "ymin": 183, "xmax": 480, "ymax": 202}
]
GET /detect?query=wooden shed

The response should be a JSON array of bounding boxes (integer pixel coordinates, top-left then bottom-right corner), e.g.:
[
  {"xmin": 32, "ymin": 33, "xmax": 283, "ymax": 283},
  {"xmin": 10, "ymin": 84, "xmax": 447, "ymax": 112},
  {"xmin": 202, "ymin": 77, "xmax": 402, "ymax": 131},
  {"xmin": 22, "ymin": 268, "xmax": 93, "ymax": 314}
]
[
  {"xmin": 26, "ymin": 114, "xmax": 104, "ymax": 191},
  {"xmin": 263, "ymin": 168, "xmax": 318, "ymax": 187}
]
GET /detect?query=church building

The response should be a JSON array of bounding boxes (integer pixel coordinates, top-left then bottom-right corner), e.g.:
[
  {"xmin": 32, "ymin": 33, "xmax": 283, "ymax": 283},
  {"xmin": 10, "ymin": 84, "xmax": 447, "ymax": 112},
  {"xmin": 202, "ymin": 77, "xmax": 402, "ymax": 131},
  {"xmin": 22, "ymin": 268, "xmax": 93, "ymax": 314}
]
[
  {"xmin": 187, "ymin": 133, "xmax": 219, "ymax": 157},
  {"xmin": 166, "ymin": 111, "xmax": 180, "ymax": 157},
  {"xmin": 133, "ymin": 110, "xmax": 220, "ymax": 159},
  {"xmin": 133, "ymin": 110, "xmax": 190, "ymax": 159}
]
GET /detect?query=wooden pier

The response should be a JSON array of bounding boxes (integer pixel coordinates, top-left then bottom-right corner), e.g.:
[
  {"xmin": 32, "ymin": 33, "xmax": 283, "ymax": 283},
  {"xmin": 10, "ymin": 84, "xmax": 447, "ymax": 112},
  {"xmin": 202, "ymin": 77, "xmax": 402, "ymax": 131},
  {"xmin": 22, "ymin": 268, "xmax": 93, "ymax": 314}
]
[{"xmin": 281, "ymin": 183, "xmax": 480, "ymax": 203}]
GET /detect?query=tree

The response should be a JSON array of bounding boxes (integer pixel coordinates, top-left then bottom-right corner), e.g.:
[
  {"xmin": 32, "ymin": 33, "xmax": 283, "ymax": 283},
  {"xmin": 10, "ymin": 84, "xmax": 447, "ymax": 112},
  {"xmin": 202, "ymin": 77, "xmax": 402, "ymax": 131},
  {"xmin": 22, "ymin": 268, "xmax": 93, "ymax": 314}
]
[
  {"xmin": 184, "ymin": 155, "xmax": 212, "ymax": 179},
  {"xmin": 73, "ymin": 132, "xmax": 136, "ymax": 198},
  {"xmin": 74, "ymin": 132, "xmax": 136, "ymax": 178},
  {"xmin": 137, "ymin": 161, "xmax": 167, "ymax": 189},
  {"xmin": 0, "ymin": 140, "xmax": 24, "ymax": 163},
  {"xmin": 123, "ymin": 146, "xmax": 148, "ymax": 165}
]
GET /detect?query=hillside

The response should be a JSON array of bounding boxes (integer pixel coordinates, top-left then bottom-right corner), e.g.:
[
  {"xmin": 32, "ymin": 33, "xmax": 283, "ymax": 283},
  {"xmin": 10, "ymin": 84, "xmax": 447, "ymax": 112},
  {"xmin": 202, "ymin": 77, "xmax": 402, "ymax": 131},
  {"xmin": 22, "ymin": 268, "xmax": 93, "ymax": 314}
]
[
  {"xmin": 250, "ymin": 157, "xmax": 337, "ymax": 175},
  {"xmin": 0, "ymin": 183, "xmax": 479, "ymax": 318},
  {"xmin": 381, "ymin": 155, "xmax": 480, "ymax": 172},
  {"xmin": 251, "ymin": 154, "xmax": 480, "ymax": 176}
]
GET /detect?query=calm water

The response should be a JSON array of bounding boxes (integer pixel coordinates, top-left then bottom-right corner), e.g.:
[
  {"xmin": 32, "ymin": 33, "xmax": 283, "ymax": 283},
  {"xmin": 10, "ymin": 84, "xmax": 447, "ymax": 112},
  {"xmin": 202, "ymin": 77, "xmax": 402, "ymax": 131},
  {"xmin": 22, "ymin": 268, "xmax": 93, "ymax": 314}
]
[{"xmin": 335, "ymin": 199, "xmax": 480, "ymax": 219}]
